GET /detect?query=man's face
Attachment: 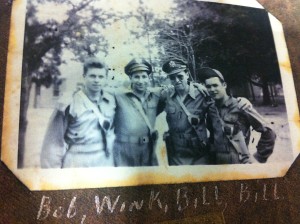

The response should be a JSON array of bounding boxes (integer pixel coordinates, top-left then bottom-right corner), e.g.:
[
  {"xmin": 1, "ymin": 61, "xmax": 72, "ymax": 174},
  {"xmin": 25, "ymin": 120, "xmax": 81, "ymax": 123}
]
[
  {"xmin": 130, "ymin": 71, "xmax": 150, "ymax": 93},
  {"xmin": 204, "ymin": 77, "xmax": 227, "ymax": 100},
  {"xmin": 169, "ymin": 70, "xmax": 189, "ymax": 92},
  {"xmin": 84, "ymin": 67, "xmax": 107, "ymax": 93}
]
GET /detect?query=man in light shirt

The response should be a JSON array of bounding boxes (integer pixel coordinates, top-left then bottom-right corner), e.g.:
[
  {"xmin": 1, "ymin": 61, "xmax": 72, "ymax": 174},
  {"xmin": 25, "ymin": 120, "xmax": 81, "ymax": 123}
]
[{"xmin": 41, "ymin": 57, "xmax": 115, "ymax": 168}]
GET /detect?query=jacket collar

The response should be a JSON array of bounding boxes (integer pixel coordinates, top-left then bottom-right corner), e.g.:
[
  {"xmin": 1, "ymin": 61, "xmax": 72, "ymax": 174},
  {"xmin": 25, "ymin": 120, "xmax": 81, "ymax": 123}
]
[{"xmin": 223, "ymin": 95, "xmax": 234, "ymax": 107}]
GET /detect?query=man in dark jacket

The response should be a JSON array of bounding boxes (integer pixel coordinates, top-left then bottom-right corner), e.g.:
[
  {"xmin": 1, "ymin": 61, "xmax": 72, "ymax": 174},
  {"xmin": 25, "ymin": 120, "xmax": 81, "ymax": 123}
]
[{"xmin": 201, "ymin": 67, "xmax": 276, "ymax": 164}]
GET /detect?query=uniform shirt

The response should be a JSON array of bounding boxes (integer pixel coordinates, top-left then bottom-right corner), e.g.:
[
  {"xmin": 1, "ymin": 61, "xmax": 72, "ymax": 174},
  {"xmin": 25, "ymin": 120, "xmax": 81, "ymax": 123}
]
[
  {"xmin": 165, "ymin": 84, "xmax": 225, "ymax": 152},
  {"xmin": 40, "ymin": 90, "xmax": 116, "ymax": 168},
  {"xmin": 113, "ymin": 88, "xmax": 165, "ymax": 166},
  {"xmin": 216, "ymin": 96, "xmax": 275, "ymax": 163},
  {"xmin": 114, "ymin": 89, "xmax": 164, "ymax": 136},
  {"xmin": 64, "ymin": 90, "xmax": 115, "ymax": 144}
]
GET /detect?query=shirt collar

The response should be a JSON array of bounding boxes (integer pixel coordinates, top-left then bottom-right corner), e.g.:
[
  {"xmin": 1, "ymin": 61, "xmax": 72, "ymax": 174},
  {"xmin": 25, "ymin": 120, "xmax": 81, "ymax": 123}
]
[
  {"xmin": 172, "ymin": 84, "xmax": 196, "ymax": 100},
  {"xmin": 223, "ymin": 96, "xmax": 234, "ymax": 107},
  {"xmin": 125, "ymin": 89, "xmax": 151, "ymax": 101},
  {"xmin": 101, "ymin": 90, "xmax": 111, "ymax": 103},
  {"xmin": 81, "ymin": 89, "xmax": 110, "ymax": 104}
]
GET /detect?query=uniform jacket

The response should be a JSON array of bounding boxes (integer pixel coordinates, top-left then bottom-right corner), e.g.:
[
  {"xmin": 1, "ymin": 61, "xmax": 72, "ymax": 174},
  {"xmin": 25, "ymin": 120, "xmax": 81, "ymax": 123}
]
[
  {"xmin": 216, "ymin": 96, "xmax": 276, "ymax": 163},
  {"xmin": 164, "ymin": 84, "xmax": 225, "ymax": 165},
  {"xmin": 114, "ymin": 89, "xmax": 164, "ymax": 136},
  {"xmin": 113, "ymin": 88, "xmax": 165, "ymax": 166},
  {"xmin": 40, "ymin": 90, "xmax": 116, "ymax": 168}
]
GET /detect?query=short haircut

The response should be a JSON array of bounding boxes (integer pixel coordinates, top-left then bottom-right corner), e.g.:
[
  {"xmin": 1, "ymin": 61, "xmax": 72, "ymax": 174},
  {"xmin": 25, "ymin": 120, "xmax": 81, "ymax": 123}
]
[
  {"xmin": 83, "ymin": 57, "xmax": 108, "ymax": 76},
  {"xmin": 199, "ymin": 67, "xmax": 225, "ymax": 83}
]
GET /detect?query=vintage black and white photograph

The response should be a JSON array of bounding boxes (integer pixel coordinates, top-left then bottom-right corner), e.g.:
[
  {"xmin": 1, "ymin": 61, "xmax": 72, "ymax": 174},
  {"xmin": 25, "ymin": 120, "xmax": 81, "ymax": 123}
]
[{"xmin": 2, "ymin": 0, "xmax": 299, "ymax": 189}]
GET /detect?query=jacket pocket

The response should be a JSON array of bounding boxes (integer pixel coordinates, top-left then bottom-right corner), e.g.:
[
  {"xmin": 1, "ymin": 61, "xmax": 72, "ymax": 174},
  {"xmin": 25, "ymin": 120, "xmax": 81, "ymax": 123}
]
[
  {"xmin": 223, "ymin": 113, "xmax": 238, "ymax": 123},
  {"xmin": 166, "ymin": 106, "xmax": 176, "ymax": 114}
]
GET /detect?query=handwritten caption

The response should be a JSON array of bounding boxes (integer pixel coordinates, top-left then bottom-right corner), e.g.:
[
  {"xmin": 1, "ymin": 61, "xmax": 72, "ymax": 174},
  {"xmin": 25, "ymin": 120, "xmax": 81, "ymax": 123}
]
[{"xmin": 37, "ymin": 183, "xmax": 283, "ymax": 222}]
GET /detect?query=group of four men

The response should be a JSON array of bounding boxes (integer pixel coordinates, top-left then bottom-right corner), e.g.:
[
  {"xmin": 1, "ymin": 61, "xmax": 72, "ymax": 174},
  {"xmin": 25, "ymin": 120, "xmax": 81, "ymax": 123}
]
[{"xmin": 41, "ymin": 57, "xmax": 276, "ymax": 168}]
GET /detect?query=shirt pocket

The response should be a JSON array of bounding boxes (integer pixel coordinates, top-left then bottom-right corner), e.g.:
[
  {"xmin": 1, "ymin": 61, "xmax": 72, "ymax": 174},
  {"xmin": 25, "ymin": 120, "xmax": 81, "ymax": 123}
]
[
  {"xmin": 223, "ymin": 113, "xmax": 238, "ymax": 124},
  {"xmin": 147, "ymin": 100, "xmax": 158, "ymax": 115},
  {"xmin": 190, "ymin": 109, "xmax": 202, "ymax": 116},
  {"xmin": 147, "ymin": 100, "xmax": 158, "ymax": 109},
  {"xmin": 101, "ymin": 103, "xmax": 115, "ymax": 120},
  {"xmin": 75, "ymin": 109, "xmax": 94, "ymax": 122},
  {"xmin": 166, "ymin": 105, "xmax": 176, "ymax": 114}
]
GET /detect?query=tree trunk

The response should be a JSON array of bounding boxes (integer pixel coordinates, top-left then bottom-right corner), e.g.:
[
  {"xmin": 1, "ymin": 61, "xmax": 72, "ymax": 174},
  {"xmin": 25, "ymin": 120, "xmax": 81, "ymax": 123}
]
[
  {"xmin": 190, "ymin": 45, "xmax": 196, "ymax": 81},
  {"xmin": 249, "ymin": 81, "xmax": 256, "ymax": 102},
  {"xmin": 34, "ymin": 82, "xmax": 41, "ymax": 109},
  {"xmin": 18, "ymin": 64, "xmax": 32, "ymax": 168},
  {"xmin": 262, "ymin": 77, "xmax": 271, "ymax": 105},
  {"xmin": 269, "ymin": 83, "xmax": 277, "ymax": 106}
]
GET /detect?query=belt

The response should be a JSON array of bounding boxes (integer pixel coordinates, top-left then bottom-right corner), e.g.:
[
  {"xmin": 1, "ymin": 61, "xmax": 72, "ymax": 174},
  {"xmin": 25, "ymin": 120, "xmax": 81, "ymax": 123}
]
[
  {"xmin": 169, "ymin": 132, "xmax": 207, "ymax": 149},
  {"xmin": 170, "ymin": 132, "xmax": 194, "ymax": 139},
  {"xmin": 116, "ymin": 133, "xmax": 151, "ymax": 144},
  {"xmin": 68, "ymin": 143, "xmax": 104, "ymax": 153}
]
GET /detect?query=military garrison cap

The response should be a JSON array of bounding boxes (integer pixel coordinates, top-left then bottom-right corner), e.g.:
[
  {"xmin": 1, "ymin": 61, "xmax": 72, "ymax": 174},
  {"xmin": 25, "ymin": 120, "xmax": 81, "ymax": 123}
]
[
  {"xmin": 162, "ymin": 59, "xmax": 188, "ymax": 75},
  {"xmin": 124, "ymin": 58, "xmax": 152, "ymax": 76},
  {"xmin": 199, "ymin": 67, "xmax": 225, "ymax": 82}
]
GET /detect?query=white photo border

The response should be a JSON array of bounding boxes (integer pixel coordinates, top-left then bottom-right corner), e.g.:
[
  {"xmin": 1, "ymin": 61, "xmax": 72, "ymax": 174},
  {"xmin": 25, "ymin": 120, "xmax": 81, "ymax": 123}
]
[{"xmin": 1, "ymin": 0, "xmax": 299, "ymax": 190}]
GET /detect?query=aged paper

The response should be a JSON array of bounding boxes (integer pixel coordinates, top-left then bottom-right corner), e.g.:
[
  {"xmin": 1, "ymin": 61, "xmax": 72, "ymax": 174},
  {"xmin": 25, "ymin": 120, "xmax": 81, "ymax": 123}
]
[{"xmin": 1, "ymin": 0, "xmax": 299, "ymax": 190}]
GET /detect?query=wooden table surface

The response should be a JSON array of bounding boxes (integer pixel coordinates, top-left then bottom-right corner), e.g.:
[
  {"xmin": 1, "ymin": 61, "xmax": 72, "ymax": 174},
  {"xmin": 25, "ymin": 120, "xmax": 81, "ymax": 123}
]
[{"xmin": 0, "ymin": 0, "xmax": 299, "ymax": 223}]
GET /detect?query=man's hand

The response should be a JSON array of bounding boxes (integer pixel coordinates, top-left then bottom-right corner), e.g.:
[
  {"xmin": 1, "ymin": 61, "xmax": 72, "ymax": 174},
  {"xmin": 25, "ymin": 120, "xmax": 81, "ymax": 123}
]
[
  {"xmin": 237, "ymin": 97, "xmax": 252, "ymax": 110},
  {"xmin": 193, "ymin": 82, "xmax": 209, "ymax": 97},
  {"xmin": 160, "ymin": 84, "xmax": 175, "ymax": 97}
]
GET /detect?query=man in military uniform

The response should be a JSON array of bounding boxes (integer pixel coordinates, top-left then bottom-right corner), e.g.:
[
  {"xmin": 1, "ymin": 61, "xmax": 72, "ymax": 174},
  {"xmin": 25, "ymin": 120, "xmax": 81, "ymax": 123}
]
[
  {"xmin": 201, "ymin": 67, "xmax": 276, "ymax": 164},
  {"xmin": 41, "ymin": 57, "xmax": 116, "ymax": 168},
  {"xmin": 113, "ymin": 58, "xmax": 164, "ymax": 166},
  {"xmin": 161, "ymin": 59, "xmax": 225, "ymax": 165}
]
